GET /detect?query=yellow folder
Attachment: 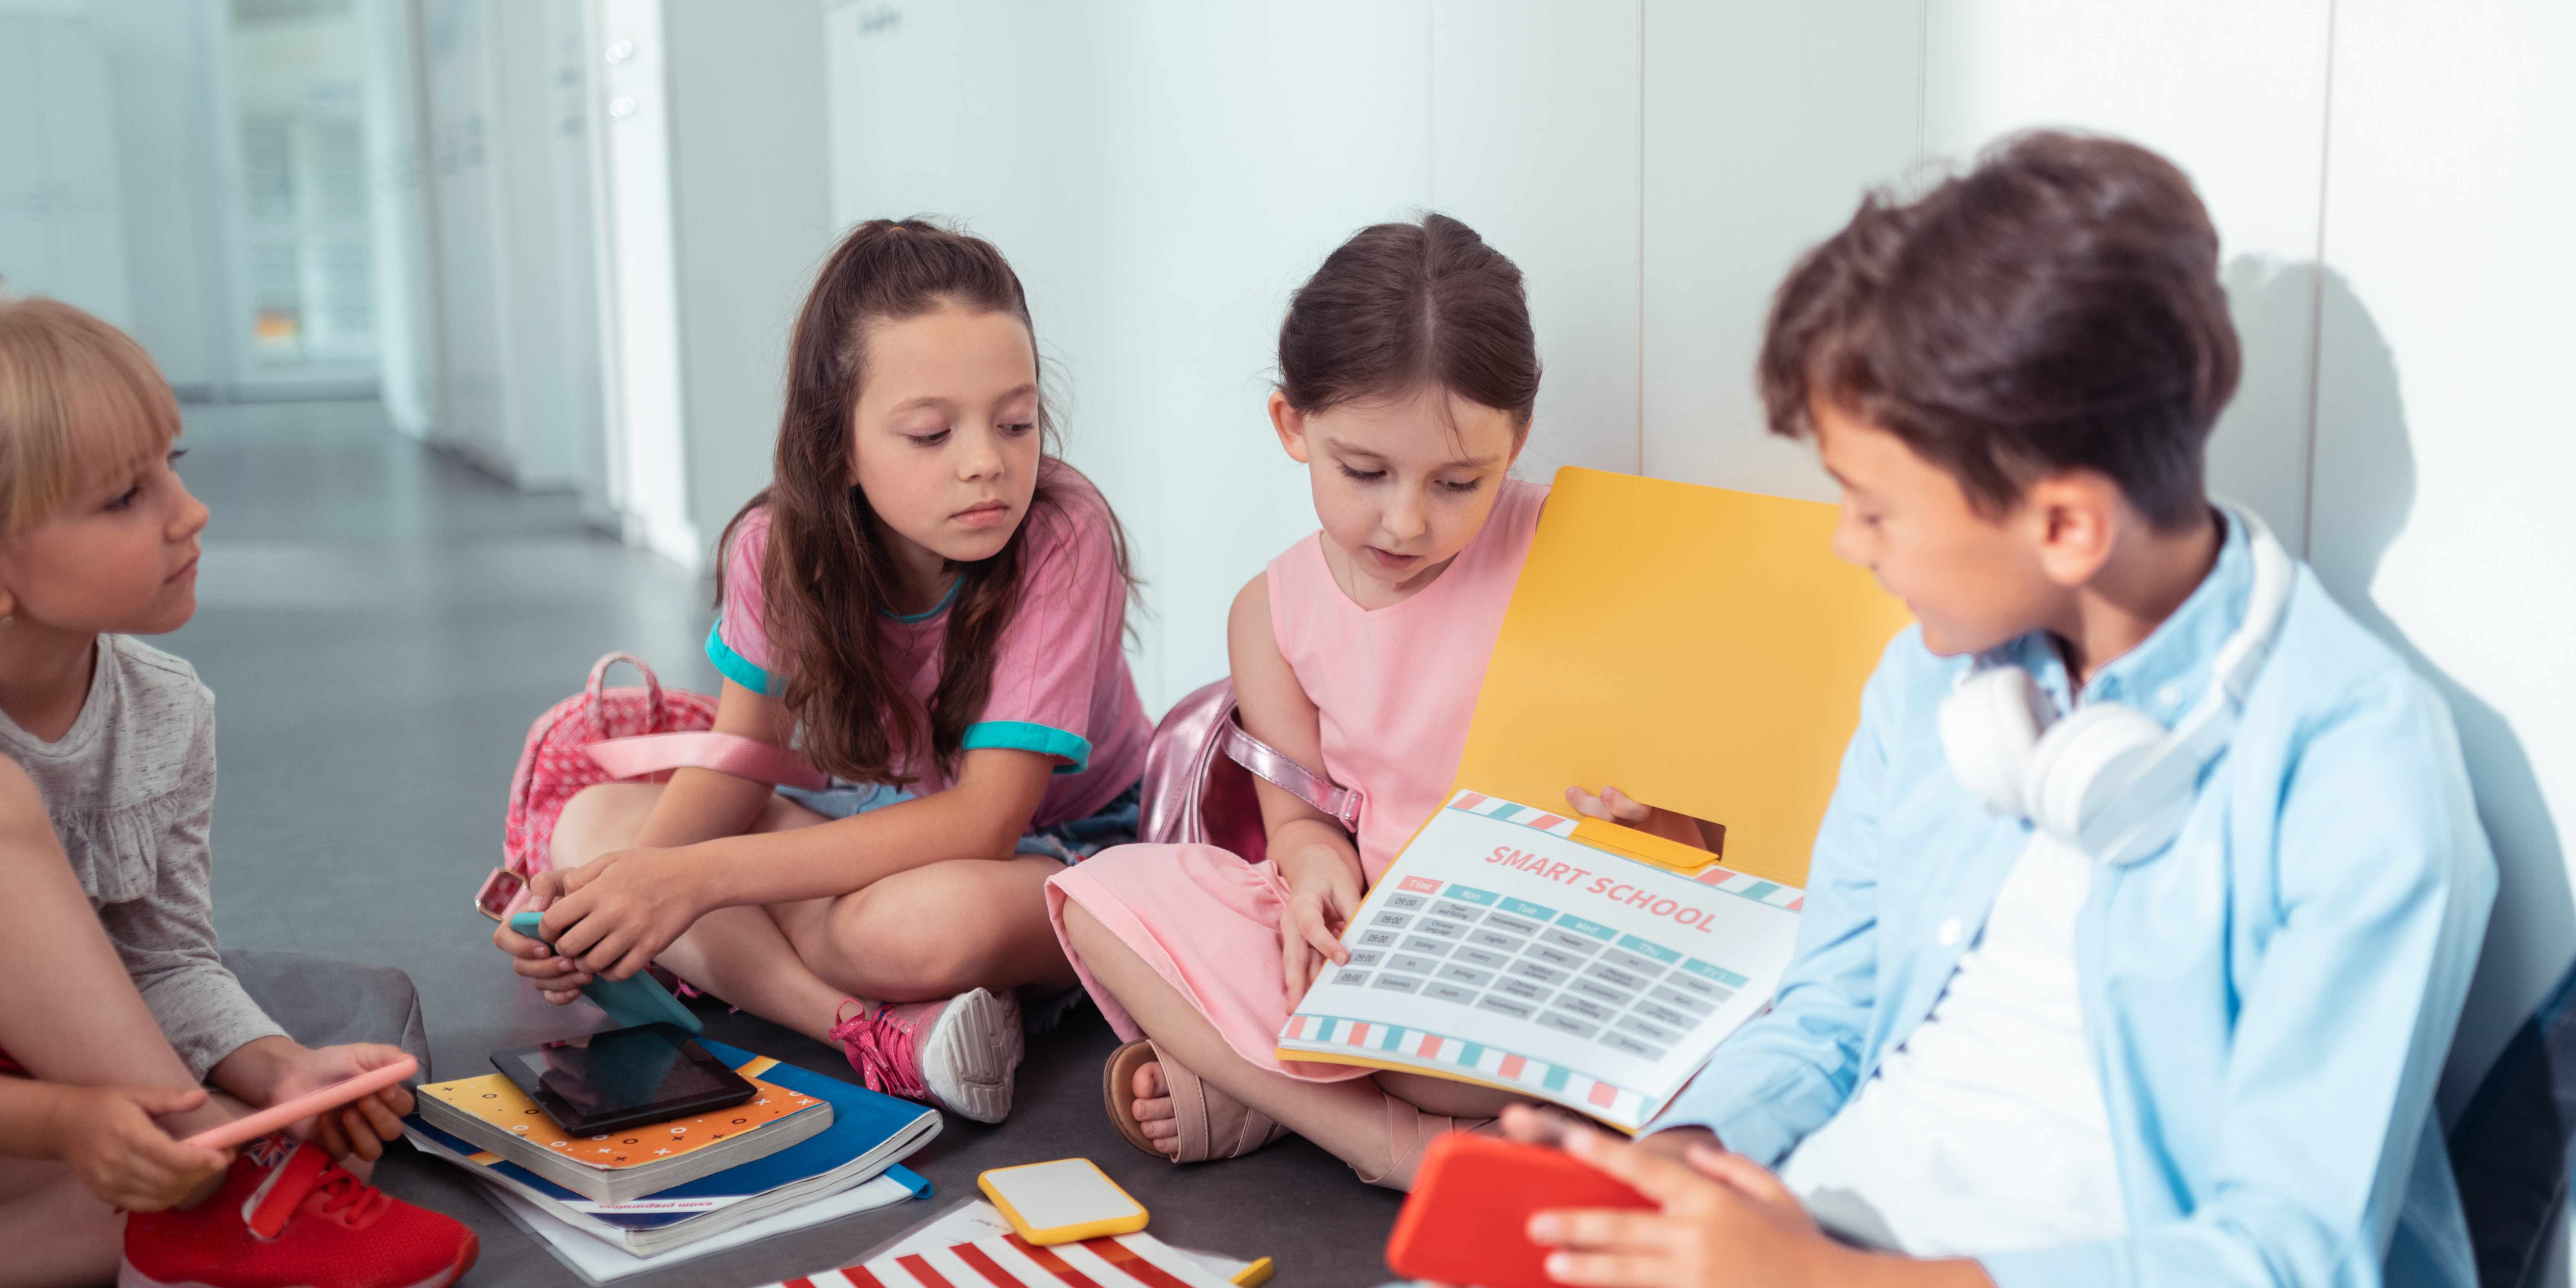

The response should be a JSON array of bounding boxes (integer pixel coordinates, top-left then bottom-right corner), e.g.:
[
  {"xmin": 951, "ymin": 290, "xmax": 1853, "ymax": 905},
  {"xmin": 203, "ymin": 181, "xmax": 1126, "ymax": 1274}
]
[{"xmin": 1452, "ymin": 467, "xmax": 1914, "ymax": 888}]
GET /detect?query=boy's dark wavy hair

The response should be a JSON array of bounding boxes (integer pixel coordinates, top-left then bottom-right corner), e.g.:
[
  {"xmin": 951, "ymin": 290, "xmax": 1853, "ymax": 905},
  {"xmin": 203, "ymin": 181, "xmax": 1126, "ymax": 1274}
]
[
  {"xmin": 717, "ymin": 218, "xmax": 1135, "ymax": 786},
  {"xmin": 1760, "ymin": 131, "xmax": 2240, "ymax": 530}
]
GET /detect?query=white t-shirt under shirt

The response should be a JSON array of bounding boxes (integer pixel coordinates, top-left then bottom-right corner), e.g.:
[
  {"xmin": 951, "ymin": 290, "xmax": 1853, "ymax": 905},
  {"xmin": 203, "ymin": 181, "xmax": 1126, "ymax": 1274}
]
[{"xmin": 1775, "ymin": 830, "xmax": 2130, "ymax": 1257}]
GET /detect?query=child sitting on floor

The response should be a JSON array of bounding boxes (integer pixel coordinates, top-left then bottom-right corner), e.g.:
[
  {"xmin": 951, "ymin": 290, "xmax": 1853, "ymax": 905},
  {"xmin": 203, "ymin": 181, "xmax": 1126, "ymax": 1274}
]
[
  {"xmin": 0, "ymin": 297, "xmax": 476, "ymax": 1288},
  {"xmin": 1507, "ymin": 132, "xmax": 2494, "ymax": 1288},
  {"xmin": 497, "ymin": 220, "xmax": 1149, "ymax": 1124},
  {"xmin": 1053, "ymin": 213, "xmax": 1646, "ymax": 1188}
]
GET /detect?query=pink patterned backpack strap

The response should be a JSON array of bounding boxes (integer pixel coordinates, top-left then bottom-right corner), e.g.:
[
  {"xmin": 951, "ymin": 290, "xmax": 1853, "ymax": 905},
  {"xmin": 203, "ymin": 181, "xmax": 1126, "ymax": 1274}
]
[
  {"xmin": 584, "ymin": 732, "xmax": 829, "ymax": 791},
  {"xmin": 482, "ymin": 650, "xmax": 817, "ymax": 920}
]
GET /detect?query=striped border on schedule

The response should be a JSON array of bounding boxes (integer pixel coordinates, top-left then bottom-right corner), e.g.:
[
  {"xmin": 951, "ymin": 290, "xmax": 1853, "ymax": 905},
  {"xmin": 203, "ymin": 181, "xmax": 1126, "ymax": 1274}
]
[
  {"xmin": 1690, "ymin": 863, "xmax": 1805, "ymax": 910},
  {"xmin": 1281, "ymin": 1013, "xmax": 1644, "ymax": 1121},
  {"xmin": 1448, "ymin": 790, "xmax": 1802, "ymax": 911},
  {"xmin": 1445, "ymin": 791, "xmax": 1581, "ymax": 838}
]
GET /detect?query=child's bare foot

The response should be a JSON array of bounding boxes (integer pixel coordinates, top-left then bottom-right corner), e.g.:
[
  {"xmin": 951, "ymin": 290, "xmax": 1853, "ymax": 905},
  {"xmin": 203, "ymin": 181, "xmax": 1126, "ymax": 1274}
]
[{"xmin": 1131, "ymin": 1060, "xmax": 1178, "ymax": 1155}]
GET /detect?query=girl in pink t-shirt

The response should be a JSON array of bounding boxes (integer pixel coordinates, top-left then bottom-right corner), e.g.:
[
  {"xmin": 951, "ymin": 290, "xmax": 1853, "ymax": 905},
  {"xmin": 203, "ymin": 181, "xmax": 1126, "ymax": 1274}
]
[
  {"xmin": 495, "ymin": 220, "xmax": 1149, "ymax": 1123},
  {"xmin": 1052, "ymin": 215, "xmax": 1665, "ymax": 1188}
]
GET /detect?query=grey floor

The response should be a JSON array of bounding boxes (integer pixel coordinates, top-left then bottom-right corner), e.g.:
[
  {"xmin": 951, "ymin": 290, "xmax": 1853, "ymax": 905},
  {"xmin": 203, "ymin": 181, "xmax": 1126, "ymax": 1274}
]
[{"xmin": 168, "ymin": 401, "xmax": 1404, "ymax": 1286}]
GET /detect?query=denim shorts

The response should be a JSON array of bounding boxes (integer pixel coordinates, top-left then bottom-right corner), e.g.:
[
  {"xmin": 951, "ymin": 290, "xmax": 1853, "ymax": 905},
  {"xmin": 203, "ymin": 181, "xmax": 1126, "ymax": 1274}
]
[{"xmin": 775, "ymin": 779, "xmax": 1141, "ymax": 866}]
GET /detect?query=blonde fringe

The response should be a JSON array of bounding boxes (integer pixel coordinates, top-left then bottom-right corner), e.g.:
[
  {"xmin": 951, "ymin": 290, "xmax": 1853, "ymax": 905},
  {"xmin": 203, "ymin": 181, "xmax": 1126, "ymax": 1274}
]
[{"xmin": 0, "ymin": 297, "xmax": 180, "ymax": 534}]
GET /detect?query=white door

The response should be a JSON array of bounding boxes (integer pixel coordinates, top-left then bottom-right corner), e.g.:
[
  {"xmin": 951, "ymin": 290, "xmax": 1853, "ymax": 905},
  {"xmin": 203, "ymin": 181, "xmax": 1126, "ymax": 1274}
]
[
  {"xmin": 0, "ymin": 15, "xmax": 132, "ymax": 327},
  {"xmin": 584, "ymin": 0, "xmax": 695, "ymax": 566}
]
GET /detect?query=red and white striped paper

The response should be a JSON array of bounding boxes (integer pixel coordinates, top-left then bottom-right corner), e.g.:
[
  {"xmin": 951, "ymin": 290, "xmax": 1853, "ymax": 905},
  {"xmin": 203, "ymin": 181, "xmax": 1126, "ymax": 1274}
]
[{"xmin": 767, "ymin": 1230, "xmax": 1238, "ymax": 1288}]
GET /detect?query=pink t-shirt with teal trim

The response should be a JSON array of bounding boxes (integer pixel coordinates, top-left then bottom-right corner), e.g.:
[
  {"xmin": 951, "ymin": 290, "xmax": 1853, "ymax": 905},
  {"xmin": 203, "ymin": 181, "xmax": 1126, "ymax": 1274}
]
[{"xmin": 707, "ymin": 463, "xmax": 1148, "ymax": 827}]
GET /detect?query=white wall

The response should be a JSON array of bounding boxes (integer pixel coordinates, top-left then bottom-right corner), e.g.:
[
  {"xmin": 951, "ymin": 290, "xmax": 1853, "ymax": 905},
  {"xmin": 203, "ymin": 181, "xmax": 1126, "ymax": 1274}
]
[
  {"xmin": 813, "ymin": 0, "xmax": 2576, "ymax": 1182},
  {"xmin": 541, "ymin": 0, "xmax": 610, "ymax": 521},
  {"xmin": 417, "ymin": 0, "xmax": 600, "ymax": 487},
  {"xmin": 1639, "ymin": 0, "xmax": 1921, "ymax": 500},
  {"xmin": 662, "ymin": 0, "xmax": 830, "ymax": 553},
  {"xmin": 2308, "ymin": 0, "xmax": 2576, "ymax": 1121},
  {"xmin": 420, "ymin": 0, "xmax": 510, "ymax": 467},
  {"xmin": 824, "ymin": 0, "xmax": 1650, "ymax": 713},
  {"xmin": 1916, "ymin": 0, "xmax": 2333, "ymax": 551},
  {"xmin": 86, "ymin": 0, "xmax": 228, "ymax": 394},
  {"xmin": 0, "ymin": 7, "xmax": 133, "ymax": 340},
  {"xmin": 358, "ymin": 0, "xmax": 438, "ymax": 436}
]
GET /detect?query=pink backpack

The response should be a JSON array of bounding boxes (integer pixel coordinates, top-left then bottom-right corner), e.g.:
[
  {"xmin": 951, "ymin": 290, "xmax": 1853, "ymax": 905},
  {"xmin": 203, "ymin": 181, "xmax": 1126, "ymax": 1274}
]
[
  {"xmin": 474, "ymin": 652, "xmax": 827, "ymax": 919},
  {"xmin": 1136, "ymin": 677, "xmax": 1366, "ymax": 865}
]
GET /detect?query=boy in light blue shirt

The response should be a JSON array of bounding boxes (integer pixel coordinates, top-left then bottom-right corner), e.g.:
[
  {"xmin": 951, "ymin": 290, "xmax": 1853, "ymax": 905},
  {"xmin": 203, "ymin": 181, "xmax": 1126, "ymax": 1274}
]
[{"xmin": 1519, "ymin": 131, "xmax": 2496, "ymax": 1288}]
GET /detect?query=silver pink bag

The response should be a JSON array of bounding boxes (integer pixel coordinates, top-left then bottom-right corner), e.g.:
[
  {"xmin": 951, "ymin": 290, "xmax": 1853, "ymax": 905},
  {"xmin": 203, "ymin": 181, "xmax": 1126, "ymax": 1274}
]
[{"xmin": 1137, "ymin": 678, "xmax": 1367, "ymax": 865}]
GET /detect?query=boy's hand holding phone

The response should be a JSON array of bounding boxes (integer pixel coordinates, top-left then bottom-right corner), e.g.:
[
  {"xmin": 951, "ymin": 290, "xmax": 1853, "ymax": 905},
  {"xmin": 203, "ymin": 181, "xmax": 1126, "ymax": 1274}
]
[
  {"xmin": 1511, "ymin": 1107, "xmax": 1990, "ymax": 1288},
  {"xmin": 43, "ymin": 1083, "xmax": 233, "ymax": 1212}
]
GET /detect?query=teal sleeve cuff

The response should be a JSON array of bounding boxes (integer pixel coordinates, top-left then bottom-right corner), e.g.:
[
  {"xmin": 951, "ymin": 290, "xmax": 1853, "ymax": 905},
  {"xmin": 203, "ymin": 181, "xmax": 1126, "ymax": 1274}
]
[
  {"xmin": 704, "ymin": 620, "xmax": 771, "ymax": 695},
  {"xmin": 962, "ymin": 720, "xmax": 1090, "ymax": 774}
]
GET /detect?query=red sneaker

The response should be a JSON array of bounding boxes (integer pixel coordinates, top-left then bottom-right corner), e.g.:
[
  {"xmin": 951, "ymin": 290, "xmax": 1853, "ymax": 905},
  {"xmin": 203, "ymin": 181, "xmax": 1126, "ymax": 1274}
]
[
  {"xmin": 120, "ymin": 1134, "xmax": 477, "ymax": 1288},
  {"xmin": 828, "ymin": 987, "xmax": 1023, "ymax": 1123}
]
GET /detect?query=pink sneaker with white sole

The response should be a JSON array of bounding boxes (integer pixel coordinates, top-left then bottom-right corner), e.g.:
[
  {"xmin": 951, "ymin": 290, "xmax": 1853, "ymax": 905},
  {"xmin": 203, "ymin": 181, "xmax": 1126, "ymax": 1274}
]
[{"xmin": 829, "ymin": 987, "xmax": 1024, "ymax": 1123}]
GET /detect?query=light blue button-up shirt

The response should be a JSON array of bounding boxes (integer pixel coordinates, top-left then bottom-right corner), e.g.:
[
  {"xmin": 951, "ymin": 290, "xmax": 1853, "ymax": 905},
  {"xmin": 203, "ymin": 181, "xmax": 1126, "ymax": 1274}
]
[{"xmin": 1657, "ymin": 513, "xmax": 2497, "ymax": 1287}]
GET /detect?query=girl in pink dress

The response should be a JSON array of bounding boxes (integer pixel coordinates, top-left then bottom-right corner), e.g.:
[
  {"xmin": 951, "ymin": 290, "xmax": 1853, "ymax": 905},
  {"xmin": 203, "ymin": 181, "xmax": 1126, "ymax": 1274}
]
[{"xmin": 1052, "ymin": 214, "xmax": 1612, "ymax": 1189}]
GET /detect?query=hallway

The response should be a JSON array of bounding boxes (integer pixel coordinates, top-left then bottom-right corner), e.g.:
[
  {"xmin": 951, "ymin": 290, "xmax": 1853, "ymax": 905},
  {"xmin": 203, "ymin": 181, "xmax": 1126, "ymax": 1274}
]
[
  {"xmin": 161, "ymin": 401, "xmax": 1397, "ymax": 1285},
  {"xmin": 170, "ymin": 398, "xmax": 711, "ymax": 1082}
]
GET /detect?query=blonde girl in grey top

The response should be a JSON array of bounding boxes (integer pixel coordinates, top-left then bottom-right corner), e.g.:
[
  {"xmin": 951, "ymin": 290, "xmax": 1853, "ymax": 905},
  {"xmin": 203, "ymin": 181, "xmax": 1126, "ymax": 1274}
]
[
  {"xmin": 0, "ymin": 632, "xmax": 282, "ymax": 1077},
  {"xmin": 0, "ymin": 298, "xmax": 430, "ymax": 1282}
]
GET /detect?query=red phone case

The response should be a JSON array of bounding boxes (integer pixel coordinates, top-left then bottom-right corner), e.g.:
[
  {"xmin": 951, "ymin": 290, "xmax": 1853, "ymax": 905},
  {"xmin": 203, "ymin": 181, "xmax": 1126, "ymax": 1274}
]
[{"xmin": 1385, "ymin": 1133, "xmax": 1657, "ymax": 1288}]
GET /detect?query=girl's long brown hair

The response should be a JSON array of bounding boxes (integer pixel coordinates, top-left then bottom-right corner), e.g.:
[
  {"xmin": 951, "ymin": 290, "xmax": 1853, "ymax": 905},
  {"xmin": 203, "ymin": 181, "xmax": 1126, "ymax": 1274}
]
[{"xmin": 717, "ymin": 218, "xmax": 1134, "ymax": 786}]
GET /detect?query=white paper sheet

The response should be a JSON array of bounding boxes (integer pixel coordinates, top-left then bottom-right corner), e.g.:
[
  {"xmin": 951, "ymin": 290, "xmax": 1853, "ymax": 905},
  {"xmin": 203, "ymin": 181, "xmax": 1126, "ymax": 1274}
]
[{"xmin": 485, "ymin": 1172, "xmax": 922, "ymax": 1282}]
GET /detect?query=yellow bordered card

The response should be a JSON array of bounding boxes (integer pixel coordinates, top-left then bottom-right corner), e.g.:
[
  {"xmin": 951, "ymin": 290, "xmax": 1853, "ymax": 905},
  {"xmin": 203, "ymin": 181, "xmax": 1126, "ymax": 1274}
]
[{"xmin": 978, "ymin": 1159, "xmax": 1150, "ymax": 1246}]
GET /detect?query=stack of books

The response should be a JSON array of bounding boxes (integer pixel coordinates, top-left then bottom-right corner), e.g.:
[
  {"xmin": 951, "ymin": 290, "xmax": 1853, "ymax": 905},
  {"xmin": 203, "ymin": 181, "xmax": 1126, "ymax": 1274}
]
[{"xmin": 403, "ymin": 1039, "xmax": 939, "ymax": 1273}]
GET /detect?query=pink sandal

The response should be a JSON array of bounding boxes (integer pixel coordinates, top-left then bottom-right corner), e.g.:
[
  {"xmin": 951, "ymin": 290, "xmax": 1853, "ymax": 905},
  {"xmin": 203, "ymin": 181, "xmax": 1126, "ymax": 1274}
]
[
  {"xmin": 1103, "ymin": 1039, "xmax": 1286, "ymax": 1162},
  {"xmin": 1354, "ymin": 1098, "xmax": 1494, "ymax": 1191}
]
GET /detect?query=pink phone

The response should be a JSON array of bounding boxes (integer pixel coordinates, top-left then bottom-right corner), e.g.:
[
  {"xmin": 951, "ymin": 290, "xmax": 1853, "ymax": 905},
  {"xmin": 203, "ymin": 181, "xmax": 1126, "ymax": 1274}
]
[{"xmin": 180, "ymin": 1054, "xmax": 418, "ymax": 1151}]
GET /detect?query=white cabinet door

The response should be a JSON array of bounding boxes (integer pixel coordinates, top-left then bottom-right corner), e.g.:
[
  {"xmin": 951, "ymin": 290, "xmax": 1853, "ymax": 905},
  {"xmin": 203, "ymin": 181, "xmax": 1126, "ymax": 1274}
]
[{"xmin": 0, "ymin": 14, "xmax": 130, "ymax": 328}]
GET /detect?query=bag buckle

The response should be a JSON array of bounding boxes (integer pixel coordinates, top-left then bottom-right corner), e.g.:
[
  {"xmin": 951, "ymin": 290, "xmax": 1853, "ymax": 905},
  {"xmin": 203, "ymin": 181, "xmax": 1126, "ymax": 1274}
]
[
  {"xmin": 1332, "ymin": 790, "xmax": 1366, "ymax": 833},
  {"xmin": 471, "ymin": 867, "xmax": 526, "ymax": 922}
]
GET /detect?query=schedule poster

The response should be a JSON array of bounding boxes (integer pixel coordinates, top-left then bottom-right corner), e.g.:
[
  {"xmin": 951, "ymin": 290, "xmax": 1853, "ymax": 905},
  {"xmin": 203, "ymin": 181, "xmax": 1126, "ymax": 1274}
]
[{"xmin": 1275, "ymin": 790, "xmax": 1805, "ymax": 1131}]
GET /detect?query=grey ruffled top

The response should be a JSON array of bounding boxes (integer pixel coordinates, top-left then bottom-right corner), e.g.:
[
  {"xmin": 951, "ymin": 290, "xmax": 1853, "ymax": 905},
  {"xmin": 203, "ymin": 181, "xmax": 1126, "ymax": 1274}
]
[{"xmin": 0, "ymin": 635, "xmax": 284, "ymax": 1079}]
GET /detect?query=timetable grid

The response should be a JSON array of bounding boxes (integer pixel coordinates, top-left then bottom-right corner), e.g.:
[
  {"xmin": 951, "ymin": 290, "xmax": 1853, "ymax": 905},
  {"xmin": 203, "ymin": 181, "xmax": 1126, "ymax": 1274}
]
[{"xmin": 1328, "ymin": 876, "xmax": 1748, "ymax": 1065}]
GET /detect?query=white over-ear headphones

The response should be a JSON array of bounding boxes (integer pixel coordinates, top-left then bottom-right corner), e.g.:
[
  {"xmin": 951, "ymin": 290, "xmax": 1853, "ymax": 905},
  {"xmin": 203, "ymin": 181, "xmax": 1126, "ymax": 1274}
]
[{"xmin": 1936, "ymin": 505, "xmax": 2295, "ymax": 866}]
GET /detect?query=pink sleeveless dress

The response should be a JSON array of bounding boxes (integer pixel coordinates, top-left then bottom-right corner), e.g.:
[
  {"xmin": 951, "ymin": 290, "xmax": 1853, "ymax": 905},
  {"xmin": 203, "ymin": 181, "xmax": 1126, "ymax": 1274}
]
[{"xmin": 1046, "ymin": 479, "xmax": 1548, "ymax": 1079}]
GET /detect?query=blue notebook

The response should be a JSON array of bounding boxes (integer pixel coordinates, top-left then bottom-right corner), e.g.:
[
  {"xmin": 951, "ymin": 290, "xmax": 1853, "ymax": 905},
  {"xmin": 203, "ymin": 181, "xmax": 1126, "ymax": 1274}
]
[{"xmin": 404, "ymin": 1040, "xmax": 939, "ymax": 1256}]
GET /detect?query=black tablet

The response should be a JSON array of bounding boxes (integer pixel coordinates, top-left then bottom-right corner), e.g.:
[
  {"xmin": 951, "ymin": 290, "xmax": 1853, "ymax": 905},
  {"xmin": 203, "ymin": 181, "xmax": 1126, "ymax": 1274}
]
[{"xmin": 491, "ymin": 1023, "xmax": 755, "ymax": 1136}]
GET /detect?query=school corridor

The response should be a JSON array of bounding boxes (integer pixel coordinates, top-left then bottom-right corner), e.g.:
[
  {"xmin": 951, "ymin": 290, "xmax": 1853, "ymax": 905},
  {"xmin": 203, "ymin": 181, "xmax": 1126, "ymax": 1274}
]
[{"xmin": 166, "ymin": 401, "xmax": 1396, "ymax": 1286}]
